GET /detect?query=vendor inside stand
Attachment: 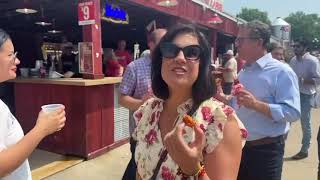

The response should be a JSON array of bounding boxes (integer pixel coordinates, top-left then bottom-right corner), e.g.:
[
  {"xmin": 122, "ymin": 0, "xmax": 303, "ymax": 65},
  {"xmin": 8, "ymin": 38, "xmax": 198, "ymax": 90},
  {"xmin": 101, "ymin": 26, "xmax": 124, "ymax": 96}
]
[
  {"xmin": 60, "ymin": 41, "xmax": 80, "ymax": 78},
  {"xmin": 114, "ymin": 40, "xmax": 132, "ymax": 69}
]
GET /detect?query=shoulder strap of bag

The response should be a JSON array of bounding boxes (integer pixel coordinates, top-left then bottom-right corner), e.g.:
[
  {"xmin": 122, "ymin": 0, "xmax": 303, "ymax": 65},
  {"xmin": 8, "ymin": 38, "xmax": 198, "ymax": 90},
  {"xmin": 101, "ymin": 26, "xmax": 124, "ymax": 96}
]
[
  {"xmin": 150, "ymin": 109, "xmax": 196, "ymax": 180},
  {"xmin": 150, "ymin": 149, "xmax": 168, "ymax": 180}
]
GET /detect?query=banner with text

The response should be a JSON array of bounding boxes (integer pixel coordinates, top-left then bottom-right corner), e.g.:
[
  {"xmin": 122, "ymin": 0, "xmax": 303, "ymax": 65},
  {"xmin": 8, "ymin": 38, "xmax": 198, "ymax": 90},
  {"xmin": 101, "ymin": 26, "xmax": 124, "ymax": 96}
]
[{"xmin": 192, "ymin": 0, "xmax": 224, "ymax": 12}]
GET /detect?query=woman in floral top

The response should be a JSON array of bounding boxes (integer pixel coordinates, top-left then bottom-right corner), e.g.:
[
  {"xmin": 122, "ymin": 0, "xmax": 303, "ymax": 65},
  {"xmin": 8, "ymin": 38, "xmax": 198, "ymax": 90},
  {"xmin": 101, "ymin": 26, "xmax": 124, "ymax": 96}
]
[{"xmin": 133, "ymin": 24, "xmax": 247, "ymax": 180}]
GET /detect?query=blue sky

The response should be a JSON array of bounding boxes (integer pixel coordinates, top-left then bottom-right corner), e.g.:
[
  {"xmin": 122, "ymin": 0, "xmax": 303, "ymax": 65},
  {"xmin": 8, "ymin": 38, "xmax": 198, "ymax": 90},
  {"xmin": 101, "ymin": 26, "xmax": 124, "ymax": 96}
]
[{"xmin": 223, "ymin": 0, "xmax": 320, "ymax": 21}]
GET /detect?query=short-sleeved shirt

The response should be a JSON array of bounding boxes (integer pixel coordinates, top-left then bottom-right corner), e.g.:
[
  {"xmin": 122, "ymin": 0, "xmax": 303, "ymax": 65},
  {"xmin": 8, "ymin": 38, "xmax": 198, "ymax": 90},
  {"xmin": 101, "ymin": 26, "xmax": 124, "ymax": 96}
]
[
  {"xmin": 119, "ymin": 55, "xmax": 152, "ymax": 134},
  {"xmin": 105, "ymin": 60, "xmax": 122, "ymax": 77},
  {"xmin": 133, "ymin": 97, "xmax": 247, "ymax": 180},
  {"xmin": 223, "ymin": 57, "xmax": 237, "ymax": 83},
  {"xmin": 0, "ymin": 99, "xmax": 32, "ymax": 180},
  {"xmin": 237, "ymin": 58, "xmax": 246, "ymax": 73},
  {"xmin": 115, "ymin": 50, "xmax": 132, "ymax": 68}
]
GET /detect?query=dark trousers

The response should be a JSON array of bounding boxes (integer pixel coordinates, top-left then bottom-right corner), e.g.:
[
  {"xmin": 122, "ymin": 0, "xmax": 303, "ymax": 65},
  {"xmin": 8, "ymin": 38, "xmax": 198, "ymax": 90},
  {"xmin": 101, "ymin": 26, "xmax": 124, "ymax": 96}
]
[
  {"xmin": 122, "ymin": 137, "xmax": 137, "ymax": 180},
  {"xmin": 237, "ymin": 139, "xmax": 285, "ymax": 180},
  {"xmin": 223, "ymin": 82, "xmax": 233, "ymax": 95}
]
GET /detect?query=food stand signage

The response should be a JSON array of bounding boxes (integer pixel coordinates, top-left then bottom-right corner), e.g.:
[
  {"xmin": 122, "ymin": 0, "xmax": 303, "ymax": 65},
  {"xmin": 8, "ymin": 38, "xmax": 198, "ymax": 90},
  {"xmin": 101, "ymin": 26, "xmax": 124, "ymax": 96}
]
[
  {"xmin": 101, "ymin": 2, "xmax": 129, "ymax": 24},
  {"xmin": 78, "ymin": 1, "xmax": 96, "ymax": 25},
  {"xmin": 192, "ymin": 0, "xmax": 224, "ymax": 12},
  {"xmin": 79, "ymin": 42, "xmax": 94, "ymax": 74}
]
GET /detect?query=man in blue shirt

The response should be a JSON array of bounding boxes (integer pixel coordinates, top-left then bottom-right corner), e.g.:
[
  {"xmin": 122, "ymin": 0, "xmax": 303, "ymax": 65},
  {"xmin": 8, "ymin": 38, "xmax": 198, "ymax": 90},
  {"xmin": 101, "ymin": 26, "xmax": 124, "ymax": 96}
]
[{"xmin": 219, "ymin": 20, "xmax": 300, "ymax": 180}]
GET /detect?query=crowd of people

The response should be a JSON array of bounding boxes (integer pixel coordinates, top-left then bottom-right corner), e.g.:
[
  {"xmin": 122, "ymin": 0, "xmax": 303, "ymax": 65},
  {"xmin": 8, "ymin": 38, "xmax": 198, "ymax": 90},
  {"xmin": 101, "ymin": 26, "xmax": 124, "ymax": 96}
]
[
  {"xmin": 102, "ymin": 40, "xmax": 132, "ymax": 77},
  {"xmin": 1, "ymin": 18, "xmax": 320, "ymax": 180},
  {"xmin": 119, "ymin": 20, "xmax": 319, "ymax": 180}
]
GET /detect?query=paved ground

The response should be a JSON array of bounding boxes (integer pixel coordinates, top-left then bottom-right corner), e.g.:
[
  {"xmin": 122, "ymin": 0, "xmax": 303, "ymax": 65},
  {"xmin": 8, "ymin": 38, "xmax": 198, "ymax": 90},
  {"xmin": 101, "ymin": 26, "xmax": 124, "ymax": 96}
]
[
  {"xmin": 42, "ymin": 109, "xmax": 320, "ymax": 180},
  {"xmin": 282, "ymin": 108, "xmax": 320, "ymax": 180}
]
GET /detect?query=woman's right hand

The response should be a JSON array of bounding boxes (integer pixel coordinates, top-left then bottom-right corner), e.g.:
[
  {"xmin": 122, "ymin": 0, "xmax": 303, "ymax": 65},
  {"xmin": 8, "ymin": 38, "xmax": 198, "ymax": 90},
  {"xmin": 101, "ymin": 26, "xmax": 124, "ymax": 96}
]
[
  {"xmin": 34, "ymin": 107, "xmax": 66, "ymax": 137},
  {"xmin": 164, "ymin": 123, "xmax": 205, "ymax": 176}
]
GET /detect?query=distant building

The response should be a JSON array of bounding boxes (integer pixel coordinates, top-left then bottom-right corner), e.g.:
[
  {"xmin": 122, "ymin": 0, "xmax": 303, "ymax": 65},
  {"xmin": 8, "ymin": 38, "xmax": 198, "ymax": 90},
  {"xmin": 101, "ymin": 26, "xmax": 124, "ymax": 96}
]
[{"xmin": 271, "ymin": 17, "xmax": 291, "ymax": 47}]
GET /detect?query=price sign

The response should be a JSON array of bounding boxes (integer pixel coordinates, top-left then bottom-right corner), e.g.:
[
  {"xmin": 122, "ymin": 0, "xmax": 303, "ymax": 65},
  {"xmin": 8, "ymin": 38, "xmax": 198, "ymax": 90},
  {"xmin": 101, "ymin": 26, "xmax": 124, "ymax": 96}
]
[
  {"xmin": 79, "ymin": 42, "xmax": 94, "ymax": 74},
  {"xmin": 78, "ymin": 1, "xmax": 95, "ymax": 25}
]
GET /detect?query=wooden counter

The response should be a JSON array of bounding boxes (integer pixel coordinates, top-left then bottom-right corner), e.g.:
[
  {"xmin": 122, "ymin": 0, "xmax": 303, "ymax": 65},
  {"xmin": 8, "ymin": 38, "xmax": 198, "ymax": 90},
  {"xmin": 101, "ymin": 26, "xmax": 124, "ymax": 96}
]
[
  {"xmin": 12, "ymin": 76, "xmax": 129, "ymax": 159},
  {"xmin": 10, "ymin": 77, "xmax": 122, "ymax": 86}
]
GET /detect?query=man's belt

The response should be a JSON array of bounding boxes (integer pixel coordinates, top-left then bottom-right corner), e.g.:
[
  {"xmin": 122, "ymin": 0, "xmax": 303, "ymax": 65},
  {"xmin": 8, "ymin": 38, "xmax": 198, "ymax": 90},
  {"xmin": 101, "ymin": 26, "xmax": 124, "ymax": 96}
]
[{"xmin": 246, "ymin": 135, "xmax": 285, "ymax": 147}]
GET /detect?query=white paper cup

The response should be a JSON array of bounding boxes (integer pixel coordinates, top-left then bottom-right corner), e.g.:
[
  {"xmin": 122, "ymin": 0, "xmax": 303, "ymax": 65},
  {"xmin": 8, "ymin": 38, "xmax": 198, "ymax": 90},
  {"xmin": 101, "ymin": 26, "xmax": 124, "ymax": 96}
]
[{"xmin": 41, "ymin": 104, "xmax": 64, "ymax": 113}]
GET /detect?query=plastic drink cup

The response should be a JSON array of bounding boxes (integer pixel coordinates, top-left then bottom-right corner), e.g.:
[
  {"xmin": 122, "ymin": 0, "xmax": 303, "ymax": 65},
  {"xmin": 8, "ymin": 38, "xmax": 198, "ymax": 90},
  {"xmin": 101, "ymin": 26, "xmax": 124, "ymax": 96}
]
[{"xmin": 41, "ymin": 104, "xmax": 64, "ymax": 113}]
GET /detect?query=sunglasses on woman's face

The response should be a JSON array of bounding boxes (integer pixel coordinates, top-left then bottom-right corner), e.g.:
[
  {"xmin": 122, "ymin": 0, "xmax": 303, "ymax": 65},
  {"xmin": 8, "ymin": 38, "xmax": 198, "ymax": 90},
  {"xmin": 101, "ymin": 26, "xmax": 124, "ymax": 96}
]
[{"xmin": 160, "ymin": 42, "xmax": 202, "ymax": 61}]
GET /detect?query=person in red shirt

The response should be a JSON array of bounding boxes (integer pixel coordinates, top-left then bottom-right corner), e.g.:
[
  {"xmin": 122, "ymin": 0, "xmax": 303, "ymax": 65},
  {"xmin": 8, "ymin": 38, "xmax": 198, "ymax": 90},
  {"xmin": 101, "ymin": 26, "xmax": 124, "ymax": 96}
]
[
  {"xmin": 104, "ymin": 49, "xmax": 124, "ymax": 77},
  {"xmin": 115, "ymin": 40, "xmax": 132, "ymax": 68},
  {"xmin": 235, "ymin": 53, "xmax": 246, "ymax": 73}
]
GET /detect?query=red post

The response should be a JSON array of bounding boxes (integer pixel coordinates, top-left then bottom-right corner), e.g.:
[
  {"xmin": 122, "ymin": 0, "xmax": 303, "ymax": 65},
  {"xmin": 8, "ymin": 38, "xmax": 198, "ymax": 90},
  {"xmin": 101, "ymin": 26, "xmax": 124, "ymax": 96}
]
[
  {"xmin": 81, "ymin": 0, "xmax": 104, "ymax": 79},
  {"xmin": 211, "ymin": 30, "xmax": 217, "ymax": 63}
]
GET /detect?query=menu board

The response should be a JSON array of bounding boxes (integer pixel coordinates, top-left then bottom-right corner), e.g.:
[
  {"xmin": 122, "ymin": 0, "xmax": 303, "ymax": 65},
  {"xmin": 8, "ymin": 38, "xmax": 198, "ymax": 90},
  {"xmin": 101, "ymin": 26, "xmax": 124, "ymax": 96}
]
[{"xmin": 78, "ymin": 42, "xmax": 94, "ymax": 74}]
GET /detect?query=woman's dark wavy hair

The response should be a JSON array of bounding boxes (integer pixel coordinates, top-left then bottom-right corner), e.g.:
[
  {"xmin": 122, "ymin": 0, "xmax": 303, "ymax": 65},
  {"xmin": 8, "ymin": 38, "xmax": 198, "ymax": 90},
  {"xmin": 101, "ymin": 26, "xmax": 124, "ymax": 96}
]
[
  {"xmin": 0, "ymin": 29, "xmax": 11, "ymax": 48},
  {"xmin": 151, "ymin": 24, "xmax": 215, "ymax": 114}
]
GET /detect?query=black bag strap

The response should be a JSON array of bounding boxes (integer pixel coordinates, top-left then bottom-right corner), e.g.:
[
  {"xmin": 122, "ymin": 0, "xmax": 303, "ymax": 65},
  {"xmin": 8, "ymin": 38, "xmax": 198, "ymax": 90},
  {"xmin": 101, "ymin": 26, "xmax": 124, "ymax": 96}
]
[
  {"xmin": 150, "ymin": 149, "xmax": 168, "ymax": 180},
  {"xmin": 150, "ymin": 110, "xmax": 194, "ymax": 180}
]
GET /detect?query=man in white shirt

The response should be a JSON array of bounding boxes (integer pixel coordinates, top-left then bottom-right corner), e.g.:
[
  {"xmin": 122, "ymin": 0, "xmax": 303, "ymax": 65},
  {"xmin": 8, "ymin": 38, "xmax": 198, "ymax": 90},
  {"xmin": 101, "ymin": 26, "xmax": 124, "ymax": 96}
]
[
  {"xmin": 219, "ymin": 50, "xmax": 237, "ymax": 94},
  {"xmin": 290, "ymin": 38, "xmax": 320, "ymax": 160}
]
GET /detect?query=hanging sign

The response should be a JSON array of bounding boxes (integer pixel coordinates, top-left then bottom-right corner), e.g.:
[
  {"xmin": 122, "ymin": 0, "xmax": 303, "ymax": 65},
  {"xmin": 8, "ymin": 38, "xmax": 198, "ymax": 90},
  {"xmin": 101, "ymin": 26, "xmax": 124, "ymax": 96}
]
[
  {"xmin": 101, "ymin": 2, "xmax": 129, "ymax": 24},
  {"xmin": 192, "ymin": 0, "xmax": 224, "ymax": 12},
  {"xmin": 212, "ymin": 0, "xmax": 223, "ymax": 11},
  {"xmin": 78, "ymin": 1, "xmax": 96, "ymax": 26}
]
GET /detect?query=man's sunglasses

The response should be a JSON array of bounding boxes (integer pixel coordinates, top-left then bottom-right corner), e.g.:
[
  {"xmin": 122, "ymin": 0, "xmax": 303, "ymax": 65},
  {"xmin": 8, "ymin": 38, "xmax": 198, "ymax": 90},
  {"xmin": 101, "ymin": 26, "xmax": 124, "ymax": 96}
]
[{"xmin": 160, "ymin": 42, "xmax": 202, "ymax": 61}]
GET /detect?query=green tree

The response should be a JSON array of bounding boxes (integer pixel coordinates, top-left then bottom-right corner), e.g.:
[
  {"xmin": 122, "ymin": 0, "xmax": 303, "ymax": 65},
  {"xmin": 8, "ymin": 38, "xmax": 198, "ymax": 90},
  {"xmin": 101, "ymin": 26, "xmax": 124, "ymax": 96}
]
[
  {"xmin": 285, "ymin": 11, "xmax": 320, "ymax": 50},
  {"xmin": 237, "ymin": 8, "xmax": 271, "ymax": 25}
]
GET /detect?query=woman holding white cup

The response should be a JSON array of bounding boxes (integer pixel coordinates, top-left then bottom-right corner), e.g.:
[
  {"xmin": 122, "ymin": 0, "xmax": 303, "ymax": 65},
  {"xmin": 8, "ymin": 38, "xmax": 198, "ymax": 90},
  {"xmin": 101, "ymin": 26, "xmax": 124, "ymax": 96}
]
[{"xmin": 0, "ymin": 29, "xmax": 66, "ymax": 180}]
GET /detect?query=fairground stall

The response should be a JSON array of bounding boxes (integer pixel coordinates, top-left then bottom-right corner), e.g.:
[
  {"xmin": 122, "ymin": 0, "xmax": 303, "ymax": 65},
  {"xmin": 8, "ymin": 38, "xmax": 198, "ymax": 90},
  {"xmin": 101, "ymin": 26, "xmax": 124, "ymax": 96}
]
[{"xmin": 0, "ymin": 0, "xmax": 244, "ymax": 159}]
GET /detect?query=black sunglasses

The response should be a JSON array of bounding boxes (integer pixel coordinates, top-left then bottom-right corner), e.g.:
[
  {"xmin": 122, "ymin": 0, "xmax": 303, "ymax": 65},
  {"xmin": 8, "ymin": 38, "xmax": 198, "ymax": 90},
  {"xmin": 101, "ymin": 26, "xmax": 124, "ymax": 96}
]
[{"xmin": 160, "ymin": 42, "xmax": 202, "ymax": 61}]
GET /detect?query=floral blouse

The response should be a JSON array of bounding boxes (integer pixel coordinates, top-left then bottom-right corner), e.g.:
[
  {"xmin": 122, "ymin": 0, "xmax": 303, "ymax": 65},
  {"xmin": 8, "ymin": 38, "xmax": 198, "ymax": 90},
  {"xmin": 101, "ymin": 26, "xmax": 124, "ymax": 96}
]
[{"xmin": 133, "ymin": 97, "xmax": 247, "ymax": 180}]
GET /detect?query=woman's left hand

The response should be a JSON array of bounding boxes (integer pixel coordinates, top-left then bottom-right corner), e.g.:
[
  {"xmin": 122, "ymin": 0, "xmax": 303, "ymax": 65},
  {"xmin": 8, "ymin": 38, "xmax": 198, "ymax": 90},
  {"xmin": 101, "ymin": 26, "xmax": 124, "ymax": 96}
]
[{"xmin": 163, "ymin": 123, "xmax": 205, "ymax": 175}]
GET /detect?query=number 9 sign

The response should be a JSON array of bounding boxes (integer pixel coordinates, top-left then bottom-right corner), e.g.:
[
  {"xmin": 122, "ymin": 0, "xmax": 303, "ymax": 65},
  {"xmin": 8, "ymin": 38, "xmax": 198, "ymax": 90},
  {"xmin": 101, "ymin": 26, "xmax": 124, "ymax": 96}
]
[{"xmin": 78, "ymin": 1, "xmax": 95, "ymax": 25}]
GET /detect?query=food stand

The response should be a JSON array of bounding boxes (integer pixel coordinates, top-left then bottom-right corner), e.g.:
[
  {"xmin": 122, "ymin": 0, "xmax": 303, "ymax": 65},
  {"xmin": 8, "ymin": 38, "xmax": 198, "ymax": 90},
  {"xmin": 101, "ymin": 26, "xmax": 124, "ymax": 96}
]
[{"xmin": 3, "ymin": 0, "xmax": 243, "ymax": 159}]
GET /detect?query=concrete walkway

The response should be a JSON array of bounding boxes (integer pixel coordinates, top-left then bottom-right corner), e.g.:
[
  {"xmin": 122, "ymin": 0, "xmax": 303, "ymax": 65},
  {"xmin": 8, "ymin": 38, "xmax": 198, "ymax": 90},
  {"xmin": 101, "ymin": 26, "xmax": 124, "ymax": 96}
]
[
  {"xmin": 282, "ymin": 108, "xmax": 320, "ymax": 180},
  {"xmin": 42, "ymin": 109, "xmax": 320, "ymax": 180}
]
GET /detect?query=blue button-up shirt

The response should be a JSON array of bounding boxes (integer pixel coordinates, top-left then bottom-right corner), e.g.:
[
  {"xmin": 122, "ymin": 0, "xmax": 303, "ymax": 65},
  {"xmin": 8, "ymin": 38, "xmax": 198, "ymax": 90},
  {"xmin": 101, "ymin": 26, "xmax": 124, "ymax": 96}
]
[{"xmin": 234, "ymin": 53, "xmax": 301, "ymax": 141}]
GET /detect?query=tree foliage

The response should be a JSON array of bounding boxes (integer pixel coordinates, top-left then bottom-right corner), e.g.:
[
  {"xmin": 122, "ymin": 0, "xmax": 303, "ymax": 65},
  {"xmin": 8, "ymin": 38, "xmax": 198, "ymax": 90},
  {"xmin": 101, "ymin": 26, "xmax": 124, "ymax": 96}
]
[
  {"xmin": 237, "ymin": 8, "xmax": 271, "ymax": 25},
  {"xmin": 285, "ymin": 11, "xmax": 320, "ymax": 50}
]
